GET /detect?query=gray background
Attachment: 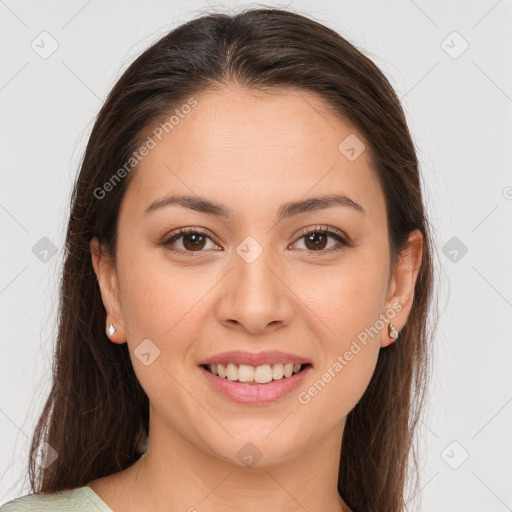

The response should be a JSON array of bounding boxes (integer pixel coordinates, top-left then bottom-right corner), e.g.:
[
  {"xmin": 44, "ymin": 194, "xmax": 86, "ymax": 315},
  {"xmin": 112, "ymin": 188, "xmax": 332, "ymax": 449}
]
[{"xmin": 1, "ymin": 1, "xmax": 511, "ymax": 510}]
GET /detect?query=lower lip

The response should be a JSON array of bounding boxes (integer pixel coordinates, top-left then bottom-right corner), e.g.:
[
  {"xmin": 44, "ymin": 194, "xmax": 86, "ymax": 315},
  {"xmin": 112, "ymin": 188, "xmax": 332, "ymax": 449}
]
[{"xmin": 199, "ymin": 365, "xmax": 312, "ymax": 404}]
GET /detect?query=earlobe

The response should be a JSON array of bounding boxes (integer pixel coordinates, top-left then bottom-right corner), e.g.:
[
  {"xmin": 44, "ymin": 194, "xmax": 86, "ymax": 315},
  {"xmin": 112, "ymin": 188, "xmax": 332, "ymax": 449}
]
[
  {"xmin": 89, "ymin": 237, "xmax": 127, "ymax": 344},
  {"xmin": 380, "ymin": 229, "xmax": 424, "ymax": 348}
]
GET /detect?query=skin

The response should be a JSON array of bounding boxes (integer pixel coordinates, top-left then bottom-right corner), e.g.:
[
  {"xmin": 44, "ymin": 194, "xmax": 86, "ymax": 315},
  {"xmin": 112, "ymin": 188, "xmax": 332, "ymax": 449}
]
[{"xmin": 88, "ymin": 84, "xmax": 423, "ymax": 512}]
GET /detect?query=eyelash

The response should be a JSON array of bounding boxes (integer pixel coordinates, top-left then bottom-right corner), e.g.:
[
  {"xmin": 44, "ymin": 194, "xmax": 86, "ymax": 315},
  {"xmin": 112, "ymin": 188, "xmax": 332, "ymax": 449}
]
[{"xmin": 161, "ymin": 225, "xmax": 352, "ymax": 257}]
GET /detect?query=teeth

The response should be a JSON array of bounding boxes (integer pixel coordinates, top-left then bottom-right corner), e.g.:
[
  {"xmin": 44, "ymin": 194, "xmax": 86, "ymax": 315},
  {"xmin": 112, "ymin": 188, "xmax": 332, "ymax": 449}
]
[
  {"xmin": 254, "ymin": 364, "xmax": 273, "ymax": 384},
  {"xmin": 272, "ymin": 363, "xmax": 284, "ymax": 380},
  {"xmin": 226, "ymin": 363, "xmax": 238, "ymax": 381},
  {"xmin": 210, "ymin": 362, "xmax": 305, "ymax": 383},
  {"xmin": 283, "ymin": 363, "xmax": 293, "ymax": 378},
  {"xmin": 238, "ymin": 364, "xmax": 254, "ymax": 382}
]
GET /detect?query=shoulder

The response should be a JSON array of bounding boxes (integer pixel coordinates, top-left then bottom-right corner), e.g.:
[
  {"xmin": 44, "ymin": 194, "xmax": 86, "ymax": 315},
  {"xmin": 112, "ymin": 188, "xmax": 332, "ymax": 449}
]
[{"xmin": 0, "ymin": 486, "xmax": 112, "ymax": 512}]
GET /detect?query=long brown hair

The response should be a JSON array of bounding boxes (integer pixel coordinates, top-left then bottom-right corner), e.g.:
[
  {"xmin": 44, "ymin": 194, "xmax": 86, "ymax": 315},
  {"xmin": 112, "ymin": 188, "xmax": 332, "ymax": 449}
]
[{"xmin": 26, "ymin": 7, "xmax": 438, "ymax": 512}]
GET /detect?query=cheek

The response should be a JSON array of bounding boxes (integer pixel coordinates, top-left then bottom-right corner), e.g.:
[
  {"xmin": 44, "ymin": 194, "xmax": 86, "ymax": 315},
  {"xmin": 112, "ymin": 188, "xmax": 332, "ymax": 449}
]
[
  {"xmin": 303, "ymin": 255, "xmax": 389, "ymax": 343},
  {"xmin": 295, "ymin": 252, "xmax": 387, "ymax": 410},
  {"xmin": 298, "ymin": 273, "xmax": 383, "ymax": 418},
  {"xmin": 118, "ymin": 251, "xmax": 210, "ymax": 341},
  {"xmin": 299, "ymin": 345, "xmax": 379, "ymax": 423},
  {"xmin": 117, "ymin": 257, "xmax": 211, "ymax": 421}
]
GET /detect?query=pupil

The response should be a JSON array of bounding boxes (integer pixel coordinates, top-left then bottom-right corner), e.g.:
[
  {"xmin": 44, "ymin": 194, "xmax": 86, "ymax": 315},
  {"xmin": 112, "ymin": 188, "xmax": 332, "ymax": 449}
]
[
  {"xmin": 184, "ymin": 234, "xmax": 205, "ymax": 250},
  {"xmin": 307, "ymin": 232, "xmax": 326, "ymax": 250}
]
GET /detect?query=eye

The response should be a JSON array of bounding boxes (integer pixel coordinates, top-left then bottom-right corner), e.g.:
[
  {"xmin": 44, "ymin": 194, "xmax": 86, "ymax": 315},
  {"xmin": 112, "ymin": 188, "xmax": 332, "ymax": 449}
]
[
  {"xmin": 162, "ymin": 227, "xmax": 221, "ymax": 256},
  {"xmin": 161, "ymin": 225, "xmax": 352, "ymax": 257},
  {"xmin": 291, "ymin": 225, "xmax": 352, "ymax": 253}
]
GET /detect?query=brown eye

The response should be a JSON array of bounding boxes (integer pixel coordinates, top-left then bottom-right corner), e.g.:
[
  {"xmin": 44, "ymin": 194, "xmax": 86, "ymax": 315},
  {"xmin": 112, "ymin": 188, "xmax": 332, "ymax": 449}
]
[
  {"xmin": 292, "ymin": 226, "xmax": 351, "ymax": 253},
  {"xmin": 181, "ymin": 233, "xmax": 207, "ymax": 251},
  {"xmin": 304, "ymin": 231, "xmax": 329, "ymax": 251},
  {"xmin": 162, "ymin": 225, "xmax": 351, "ymax": 257},
  {"xmin": 163, "ymin": 228, "xmax": 220, "ymax": 254}
]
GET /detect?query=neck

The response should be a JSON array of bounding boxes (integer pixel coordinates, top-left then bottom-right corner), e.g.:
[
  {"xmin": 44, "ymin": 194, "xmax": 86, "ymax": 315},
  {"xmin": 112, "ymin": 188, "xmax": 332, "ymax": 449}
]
[{"xmin": 115, "ymin": 414, "xmax": 349, "ymax": 512}]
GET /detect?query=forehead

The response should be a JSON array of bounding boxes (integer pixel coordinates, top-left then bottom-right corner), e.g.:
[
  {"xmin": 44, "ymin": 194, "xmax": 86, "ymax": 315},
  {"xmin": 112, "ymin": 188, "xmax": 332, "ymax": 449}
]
[{"xmin": 120, "ymin": 85, "xmax": 386, "ymax": 224}]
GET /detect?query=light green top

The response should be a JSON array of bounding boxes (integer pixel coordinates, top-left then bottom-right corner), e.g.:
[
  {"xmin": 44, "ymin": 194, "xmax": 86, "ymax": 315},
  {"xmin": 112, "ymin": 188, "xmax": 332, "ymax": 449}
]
[{"xmin": 0, "ymin": 486, "xmax": 113, "ymax": 511}]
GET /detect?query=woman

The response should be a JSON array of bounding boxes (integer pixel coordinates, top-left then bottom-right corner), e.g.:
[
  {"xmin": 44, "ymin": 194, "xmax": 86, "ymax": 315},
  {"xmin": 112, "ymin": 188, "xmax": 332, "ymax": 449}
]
[{"xmin": 1, "ymin": 6, "xmax": 437, "ymax": 512}]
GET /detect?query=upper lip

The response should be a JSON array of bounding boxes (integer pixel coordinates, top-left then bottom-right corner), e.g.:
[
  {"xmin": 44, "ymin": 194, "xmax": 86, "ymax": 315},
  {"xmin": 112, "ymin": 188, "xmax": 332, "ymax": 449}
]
[{"xmin": 198, "ymin": 350, "xmax": 312, "ymax": 367}]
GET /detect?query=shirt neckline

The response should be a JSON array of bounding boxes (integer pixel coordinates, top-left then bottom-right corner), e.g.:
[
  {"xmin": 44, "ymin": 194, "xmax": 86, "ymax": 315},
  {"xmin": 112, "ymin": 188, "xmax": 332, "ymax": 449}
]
[{"xmin": 81, "ymin": 485, "xmax": 114, "ymax": 511}]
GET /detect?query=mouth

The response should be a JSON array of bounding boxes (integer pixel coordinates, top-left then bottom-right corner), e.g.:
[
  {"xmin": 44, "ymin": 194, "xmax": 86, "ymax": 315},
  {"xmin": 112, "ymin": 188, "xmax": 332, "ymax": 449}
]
[
  {"xmin": 200, "ymin": 362, "xmax": 313, "ymax": 385},
  {"xmin": 197, "ymin": 350, "xmax": 313, "ymax": 404},
  {"xmin": 198, "ymin": 359, "xmax": 313, "ymax": 404}
]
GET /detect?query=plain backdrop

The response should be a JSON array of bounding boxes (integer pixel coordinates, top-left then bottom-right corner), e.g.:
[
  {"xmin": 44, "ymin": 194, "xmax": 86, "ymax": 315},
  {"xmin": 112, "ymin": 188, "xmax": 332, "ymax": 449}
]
[{"xmin": 1, "ymin": 1, "xmax": 511, "ymax": 511}]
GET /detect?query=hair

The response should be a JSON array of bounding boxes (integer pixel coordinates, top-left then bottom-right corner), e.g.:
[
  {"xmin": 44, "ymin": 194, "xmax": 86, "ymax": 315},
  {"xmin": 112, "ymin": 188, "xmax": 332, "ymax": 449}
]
[{"xmin": 26, "ymin": 6, "xmax": 438, "ymax": 512}]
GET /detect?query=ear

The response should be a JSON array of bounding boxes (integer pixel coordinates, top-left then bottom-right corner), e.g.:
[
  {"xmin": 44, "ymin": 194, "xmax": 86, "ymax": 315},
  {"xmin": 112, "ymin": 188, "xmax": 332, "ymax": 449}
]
[
  {"xmin": 380, "ymin": 229, "xmax": 423, "ymax": 348},
  {"xmin": 90, "ymin": 237, "xmax": 127, "ymax": 344}
]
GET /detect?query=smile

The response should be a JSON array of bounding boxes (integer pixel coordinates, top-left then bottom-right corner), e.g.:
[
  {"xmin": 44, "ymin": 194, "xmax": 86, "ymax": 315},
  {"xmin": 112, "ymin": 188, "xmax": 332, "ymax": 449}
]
[
  {"xmin": 199, "ymin": 363, "xmax": 312, "ymax": 404},
  {"xmin": 202, "ymin": 362, "xmax": 308, "ymax": 384}
]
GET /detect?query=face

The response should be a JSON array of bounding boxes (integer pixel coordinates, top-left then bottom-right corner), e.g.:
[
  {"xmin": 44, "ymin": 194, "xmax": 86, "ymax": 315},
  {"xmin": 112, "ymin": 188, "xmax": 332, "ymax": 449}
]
[{"xmin": 91, "ymin": 84, "xmax": 422, "ymax": 467}]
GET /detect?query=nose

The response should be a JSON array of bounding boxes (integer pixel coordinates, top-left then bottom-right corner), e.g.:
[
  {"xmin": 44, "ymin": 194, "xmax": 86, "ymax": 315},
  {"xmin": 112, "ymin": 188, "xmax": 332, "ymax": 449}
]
[{"xmin": 216, "ymin": 247, "xmax": 294, "ymax": 334}]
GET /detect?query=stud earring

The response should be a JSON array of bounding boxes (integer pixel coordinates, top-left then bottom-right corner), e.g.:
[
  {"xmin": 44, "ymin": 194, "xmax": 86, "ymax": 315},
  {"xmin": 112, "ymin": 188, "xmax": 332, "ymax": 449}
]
[
  {"xmin": 388, "ymin": 323, "xmax": 398, "ymax": 340},
  {"xmin": 107, "ymin": 323, "xmax": 117, "ymax": 337}
]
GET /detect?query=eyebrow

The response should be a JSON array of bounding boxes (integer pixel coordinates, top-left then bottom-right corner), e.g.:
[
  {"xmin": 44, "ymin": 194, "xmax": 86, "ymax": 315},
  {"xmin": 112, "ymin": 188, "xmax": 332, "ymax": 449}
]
[{"xmin": 143, "ymin": 193, "xmax": 364, "ymax": 220}]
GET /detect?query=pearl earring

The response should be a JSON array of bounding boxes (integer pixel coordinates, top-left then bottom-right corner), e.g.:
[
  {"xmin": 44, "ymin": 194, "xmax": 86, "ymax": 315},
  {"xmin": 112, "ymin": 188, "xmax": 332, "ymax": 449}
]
[
  {"xmin": 107, "ymin": 323, "xmax": 116, "ymax": 337},
  {"xmin": 388, "ymin": 323, "xmax": 398, "ymax": 340}
]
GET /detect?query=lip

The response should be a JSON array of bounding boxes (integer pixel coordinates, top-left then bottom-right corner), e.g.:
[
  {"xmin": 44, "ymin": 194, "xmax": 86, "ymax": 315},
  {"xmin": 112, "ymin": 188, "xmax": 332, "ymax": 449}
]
[
  {"xmin": 199, "ymin": 364, "xmax": 312, "ymax": 404},
  {"xmin": 197, "ymin": 350, "xmax": 312, "ymax": 367}
]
